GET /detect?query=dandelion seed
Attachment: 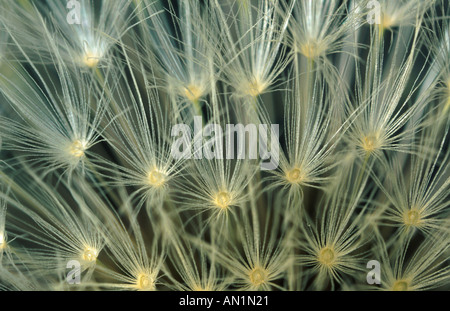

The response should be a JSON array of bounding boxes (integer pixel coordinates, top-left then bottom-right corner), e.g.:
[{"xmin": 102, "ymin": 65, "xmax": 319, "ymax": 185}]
[
  {"xmin": 373, "ymin": 122, "xmax": 449, "ymax": 239},
  {"xmin": 0, "ymin": 44, "xmax": 107, "ymax": 175},
  {"xmin": 376, "ymin": 0, "xmax": 433, "ymax": 34},
  {"xmin": 164, "ymin": 219, "xmax": 228, "ymax": 291},
  {"xmin": 135, "ymin": 0, "xmax": 212, "ymax": 107},
  {"xmin": 347, "ymin": 13, "xmax": 433, "ymax": 163},
  {"xmin": 177, "ymin": 157, "xmax": 250, "ymax": 225},
  {"xmin": 267, "ymin": 74, "xmax": 348, "ymax": 206},
  {"xmin": 198, "ymin": 192, "xmax": 292, "ymax": 291},
  {"xmin": 0, "ymin": 252, "xmax": 73, "ymax": 291},
  {"xmin": 374, "ymin": 233, "xmax": 450, "ymax": 291},
  {"xmin": 421, "ymin": 3, "xmax": 450, "ymax": 120},
  {"xmin": 298, "ymin": 164, "xmax": 371, "ymax": 290},
  {"xmin": 212, "ymin": 0, "xmax": 293, "ymax": 98},
  {"xmin": 288, "ymin": 0, "xmax": 359, "ymax": 61},
  {"xmin": 92, "ymin": 212, "xmax": 165, "ymax": 291},
  {"xmin": 0, "ymin": 170, "xmax": 105, "ymax": 275},
  {"xmin": 89, "ymin": 48, "xmax": 185, "ymax": 214},
  {"xmin": 2, "ymin": 0, "xmax": 135, "ymax": 69}
]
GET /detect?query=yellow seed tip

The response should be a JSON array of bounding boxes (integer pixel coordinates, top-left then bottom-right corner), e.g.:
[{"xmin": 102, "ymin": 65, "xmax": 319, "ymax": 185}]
[
  {"xmin": 83, "ymin": 52, "xmax": 100, "ymax": 68},
  {"xmin": 69, "ymin": 139, "xmax": 87, "ymax": 158},
  {"xmin": 147, "ymin": 167, "xmax": 167, "ymax": 188},
  {"xmin": 361, "ymin": 132, "xmax": 381, "ymax": 154},
  {"xmin": 249, "ymin": 266, "xmax": 268, "ymax": 286},
  {"xmin": 403, "ymin": 208, "xmax": 421, "ymax": 227},
  {"xmin": 137, "ymin": 273, "xmax": 155, "ymax": 291},
  {"xmin": 318, "ymin": 247, "xmax": 336, "ymax": 266},
  {"xmin": 392, "ymin": 280, "xmax": 409, "ymax": 291},
  {"xmin": 213, "ymin": 191, "xmax": 232, "ymax": 210},
  {"xmin": 299, "ymin": 40, "xmax": 326, "ymax": 60},
  {"xmin": 245, "ymin": 77, "xmax": 267, "ymax": 97},
  {"xmin": 285, "ymin": 167, "xmax": 307, "ymax": 184},
  {"xmin": 183, "ymin": 84, "xmax": 203, "ymax": 102},
  {"xmin": 381, "ymin": 14, "xmax": 396, "ymax": 30},
  {"xmin": 82, "ymin": 247, "xmax": 98, "ymax": 262}
]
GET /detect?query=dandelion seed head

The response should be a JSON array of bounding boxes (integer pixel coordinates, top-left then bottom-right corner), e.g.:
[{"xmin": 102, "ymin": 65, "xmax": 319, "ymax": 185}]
[
  {"xmin": 212, "ymin": 191, "xmax": 232, "ymax": 210},
  {"xmin": 68, "ymin": 139, "xmax": 88, "ymax": 159},
  {"xmin": 249, "ymin": 266, "xmax": 269, "ymax": 287},
  {"xmin": 81, "ymin": 246, "xmax": 98, "ymax": 262},
  {"xmin": 136, "ymin": 272, "xmax": 156, "ymax": 291},
  {"xmin": 318, "ymin": 246, "xmax": 336, "ymax": 267},
  {"xmin": 147, "ymin": 167, "xmax": 167, "ymax": 188},
  {"xmin": 0, "ymin": 0, "xmax": 448, "ymax": 293}
]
